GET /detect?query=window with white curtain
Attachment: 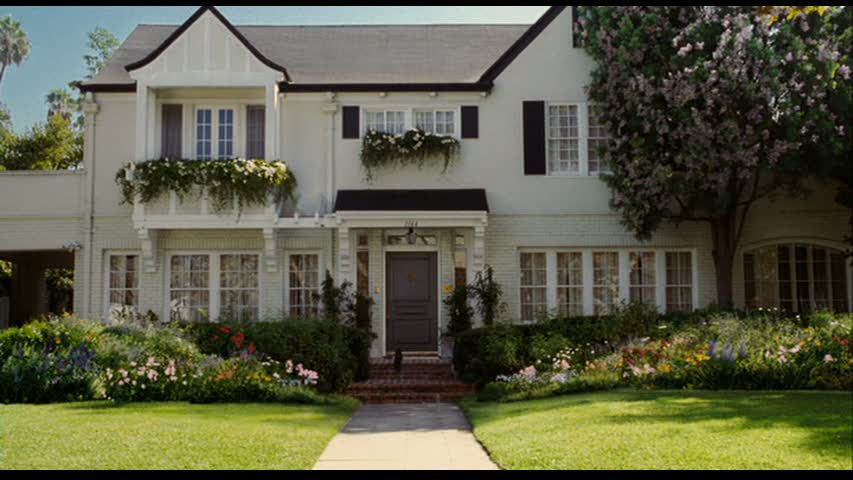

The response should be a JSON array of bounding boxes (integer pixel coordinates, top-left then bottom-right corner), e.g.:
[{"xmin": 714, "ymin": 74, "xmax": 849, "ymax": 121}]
[
  {"xmin": 630, "ymin": 251, "xmax": 657, "ymax": 305},
  {"xmin": 289, "ymin": 254, "xmax": 320, "ymax": 318},
  {"xmin": 593, "ymin": 252, "xmax": 620, "ymax": 314},
  {"xmin": 557, "ymin": 252, "xmax": 583, "ymax": 317},
  {"xmin": 547, "ymin": 104, "xmax": 580, "ymax": 175},
  {"xmin": 219, "ymin": 255, "xmax": 260, "ymax": 322},
  {"xmin": 108, "ymin": 255, "xmax": 139, "ymax": 310},
  {"xmin": 415, "ymin": 110, "xmax": 456, "ymax": 136},
  {"xmin": 520, "ymin": 252, "xmax": 548, "ymax": 322},
  {"xmin": 666, "ymin": 252, "xmax": 694, "ymax": 313},
  {"xmin": 170, "ymin": 255, "xmax": 210, "ymax": 322},
  {"xmin": 744, "ymin": 244, "xmax": 850, "ymax": 313},
  {"xmin": 365, "ymin": 110, "xmax": 406, "ymax": 135}
]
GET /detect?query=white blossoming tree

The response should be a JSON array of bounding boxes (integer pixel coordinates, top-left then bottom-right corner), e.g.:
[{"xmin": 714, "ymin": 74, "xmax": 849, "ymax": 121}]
[{"xmin": 578, "ymin": 6, "xmax": 850, "ymax": 308}]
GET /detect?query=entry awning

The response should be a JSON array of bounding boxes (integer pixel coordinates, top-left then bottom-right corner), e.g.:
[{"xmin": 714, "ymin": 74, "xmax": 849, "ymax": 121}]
[{"xmin": 334, "ymin": 189, "xmax": 489, "ymax": 213}]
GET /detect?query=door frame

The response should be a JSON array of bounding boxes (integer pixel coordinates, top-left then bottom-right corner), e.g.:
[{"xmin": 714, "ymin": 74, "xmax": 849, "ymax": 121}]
[{"xmin": 383, "ymin": 249, "xmax": 440, "ymax": 355}]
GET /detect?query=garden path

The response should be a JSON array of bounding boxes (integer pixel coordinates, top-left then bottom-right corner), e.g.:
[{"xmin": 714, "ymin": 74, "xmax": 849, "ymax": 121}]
[{"xmin": 313, "ymin": 403, "xmax": 498, "ymax": 471}]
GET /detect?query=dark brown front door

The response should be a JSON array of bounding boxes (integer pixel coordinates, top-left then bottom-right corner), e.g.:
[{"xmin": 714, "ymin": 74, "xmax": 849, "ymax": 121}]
[{"xmin": 386, "ymin": 252, "xmax": 438, "ymax": 353}]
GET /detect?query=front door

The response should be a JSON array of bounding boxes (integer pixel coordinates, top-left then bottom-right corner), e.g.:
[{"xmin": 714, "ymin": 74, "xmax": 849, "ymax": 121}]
[{"xmin": 386, "ymin": 252, "xmax": 438, "ymax": 353}]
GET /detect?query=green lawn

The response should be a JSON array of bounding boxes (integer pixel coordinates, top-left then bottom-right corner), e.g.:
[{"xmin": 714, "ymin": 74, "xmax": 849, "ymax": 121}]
[
  {"xmin": 463, "ymin": 390, "xmax": 853, "ymax": 470},
  {"xmin": 0, "ymin": 401, "xmax": 358, "ymax": 470}
]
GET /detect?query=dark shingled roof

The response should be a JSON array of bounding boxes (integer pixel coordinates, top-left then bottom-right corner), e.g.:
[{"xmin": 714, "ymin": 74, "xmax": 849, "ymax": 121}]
[
  {"xmin": 82, "ymin": 22, "xmax": 531, "ymax": 88},
  {"xmin": 335, "ymin": 190, "xmax": 489, "ymax": 213}
]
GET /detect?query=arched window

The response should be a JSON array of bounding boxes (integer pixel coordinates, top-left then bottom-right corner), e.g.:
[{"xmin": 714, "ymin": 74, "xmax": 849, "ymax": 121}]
[{"xmin": 743, "ymin": 244, "xmax": 850, "ymax": 313}]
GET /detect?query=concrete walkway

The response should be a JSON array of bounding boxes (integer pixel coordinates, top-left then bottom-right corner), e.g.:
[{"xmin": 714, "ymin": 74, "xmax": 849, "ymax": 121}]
[{"xmin": 314, "ymin": 404, "xmax": 499, "ymax": 471}]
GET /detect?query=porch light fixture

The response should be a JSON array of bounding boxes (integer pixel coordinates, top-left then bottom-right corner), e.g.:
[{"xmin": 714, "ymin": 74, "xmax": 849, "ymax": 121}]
[{"xmin": 406, "ymin": 228, "xmax": 418, "ymax": 245}]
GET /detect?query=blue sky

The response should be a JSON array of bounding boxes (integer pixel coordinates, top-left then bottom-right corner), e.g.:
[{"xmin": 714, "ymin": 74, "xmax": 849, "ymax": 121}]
[{"xmin": 1, "ymin": 6, "xmax": 549, "ymax": 132}]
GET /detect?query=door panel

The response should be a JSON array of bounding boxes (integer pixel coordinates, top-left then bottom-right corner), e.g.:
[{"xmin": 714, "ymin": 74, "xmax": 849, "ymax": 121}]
[{"xmin": 386, "ymin": 253, "xmax": 438, "ymax": 352}]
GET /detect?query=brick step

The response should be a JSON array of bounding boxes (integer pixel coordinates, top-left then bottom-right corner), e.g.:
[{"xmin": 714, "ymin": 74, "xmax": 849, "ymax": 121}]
[
  {"xmin": 367, "ymin": 375, "xmax": 458, "ymax": 382},
  {"xmin": 369, "ymin": 366, "xmax": 454, "ymax": 374},
  {"xmin": 349, "ymin": 392, "xmax": 473, "ymax": 405},
  {"xmin": 347, "ymin": 383, "xmax": 474, "ymax": 395}
]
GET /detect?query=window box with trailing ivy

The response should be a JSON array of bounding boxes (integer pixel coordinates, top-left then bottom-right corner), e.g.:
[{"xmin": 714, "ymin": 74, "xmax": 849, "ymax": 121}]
[
  {"xmin": 115, "ymin": 158, "xmax": 297, "ymax": 213},
  {"xmin": 361, "ymin": 129, "xmax": 460, "ymax": 181}
]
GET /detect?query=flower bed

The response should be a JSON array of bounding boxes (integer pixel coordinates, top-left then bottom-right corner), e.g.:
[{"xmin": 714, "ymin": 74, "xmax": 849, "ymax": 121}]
[
  {"xmin": 472, "ymin": 310, "xmax": 853, "ymax": 402},
  {"xmin": 0, "ymin": 316, "xmax": 342, "ymax": 406},
  {"xmin": 115, "ymin": 158, "xmax": 297, "ymax": 212}
]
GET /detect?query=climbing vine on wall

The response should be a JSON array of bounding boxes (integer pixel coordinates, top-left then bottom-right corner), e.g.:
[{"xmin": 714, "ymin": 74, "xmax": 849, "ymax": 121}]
[
  {"xmin": 360, "ymin": 129, "xmax": 460, "ymax": 181},
  {"xmin": 115, "ymin": 158, "xmax": 297, "ymax": 213}
]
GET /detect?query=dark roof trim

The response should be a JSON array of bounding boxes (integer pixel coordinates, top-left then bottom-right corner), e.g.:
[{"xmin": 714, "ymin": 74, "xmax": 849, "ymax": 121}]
[
  {"xmin": 280, "ymin": 82, "xmax": 493, "ymax": 93},
  {"xmin": 78, "ymin": 83, "xmax": 137, "ymax": 93},
  {"xmin": 478, "ymin": 6, "xmax": 568, "ymax": 84},
  {"xmin": 335, "ymin": 189, "xmax": 489, "ymax": 213},
  {"xmin": 124, "ymin": 6, "xmax": 292, "ymax": 82}
]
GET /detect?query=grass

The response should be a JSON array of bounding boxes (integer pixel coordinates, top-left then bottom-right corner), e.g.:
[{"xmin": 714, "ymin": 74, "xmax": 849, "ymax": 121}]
[
  {"xmin": 463, "ymin": 390, "xmax": 853, "ymax": 470},
  {"xmin": 0, "ymin": 401, "xmax": 358, "ymax": 470}
]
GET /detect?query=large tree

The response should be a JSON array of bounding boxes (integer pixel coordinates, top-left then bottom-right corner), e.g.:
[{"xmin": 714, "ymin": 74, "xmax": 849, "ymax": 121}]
[
  {"xmin": 578, "ymin": 6, "xmax": 849, "ymax": 308},
  {"xmin": 83, "ymin": 27, "xmax": 119, "ymax": 79},
  {"xmin": 0, "ymin": 15, "xmax": 31, "ymax": 93},
  {"xmin": 45, "ymin": 87, "xmax": 78, "ymax": 121},
  {"xmin": 0, "ymin": 114, "xmax": 82, "ymax": 171}
]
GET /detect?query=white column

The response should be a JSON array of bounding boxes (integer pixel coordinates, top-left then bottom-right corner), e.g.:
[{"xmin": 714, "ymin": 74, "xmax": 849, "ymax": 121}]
[
  {"xmin": 472, "ymin": 224, "xmax": 487, "ymax": 276},
  {"xmin": 263, "ymin": 228, "xmax": 278, "ymax": 274},
  {"xmin": 338, "ymin": 227, "xmax": 352, "ymax": 285},
  {"xmin": 135, "ymin": 83, "xmax": 149, "ymax": 162},
  {"xmin": 265, "ymin": 84, "xmax": 279, "ymax": 161},
  {"xmin": 322, "ymin": 98, "xmax": 339, "ymax": 214},
  {"xmin": 619, "ymin": 251, "xmax": 631, "ymax": 305},
  {"xmin": 656, "ymin": 250, "xmax": 667, "ymax": 313},
  {"xmin": 546, "ymin": 251, "xmax": 558, "ymax": 312}
]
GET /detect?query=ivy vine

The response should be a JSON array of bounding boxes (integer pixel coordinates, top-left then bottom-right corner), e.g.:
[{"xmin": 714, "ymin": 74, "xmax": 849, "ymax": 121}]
[
  {"xmin": 115, "ymin": 158, "xmax": 298, "ymax": 213},
  {"xmin": 360, "ymin": 129, "xmax": 460, "ymax": 181}
]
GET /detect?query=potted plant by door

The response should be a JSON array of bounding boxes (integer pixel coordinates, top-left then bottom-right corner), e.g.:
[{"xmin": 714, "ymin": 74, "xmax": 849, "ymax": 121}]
[{"xmin": 441, "ymin": 284, "xmax": 474, "ymax": 359}]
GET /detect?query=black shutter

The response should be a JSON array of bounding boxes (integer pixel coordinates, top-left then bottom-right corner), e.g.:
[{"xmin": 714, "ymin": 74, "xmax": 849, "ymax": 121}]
[
  {"xmin": 461, "ymin": 106, "xmax": 479, "ymax": 139},
  {"xmin": 523, "ymin": 101, "xmax": 546, "ymax": 175},
  {"xmin": 342, "ymin": 106, "xmax": 360, "ymax": 139}
]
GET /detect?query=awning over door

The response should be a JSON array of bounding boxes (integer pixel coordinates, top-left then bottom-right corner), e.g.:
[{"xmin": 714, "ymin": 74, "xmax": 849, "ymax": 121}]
[{"xmin": 334, "ymin": 189, "xmax": 489, "ymax": 213}]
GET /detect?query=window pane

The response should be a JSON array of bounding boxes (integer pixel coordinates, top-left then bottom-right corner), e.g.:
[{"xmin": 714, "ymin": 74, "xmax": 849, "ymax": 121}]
[
  {"xmin": 289, "ymin": 254, "xmax": 320, "ymax": 318},
  {"xmin": 520, "ymin": 253, "xmax": 548, "ymax": 322},
  {"xmin": 629, "ymin": 252, "xmax": 656, "ymax": 305},
  {"xmin": 557, "ymin": 252, "xmax": 583, "ymax": 316},
  {"xmin": 666, "ymin": 252, "xmax": 693, "ymax": 313},
  {"xmin": 196, "ymin": 109, "xmax": 212, "ymax": 160},
  {"xmin": 169, "ymin": 255, "xmax": 210, "ymax": 322},
  {"xmin": 218, "ymin": 109, "xmax": 234, "ymax": 159},
  {"xmin": 108, "ymin": 255, "xmax": 139, "ymax": 310},
  {"xmin": 593, "ymin": 252, "xmax": 619, "ymax": 315},
  {"xmin": 588, "ymin": 105, "xmax": 609, "ymax": 174},
  {"xmin": 548, "ymin": 105, "xmax": 579, "ymax": 174},
  {"xmin": 246, "ymin": 106, "xmax": 265, "ymax": 159}
]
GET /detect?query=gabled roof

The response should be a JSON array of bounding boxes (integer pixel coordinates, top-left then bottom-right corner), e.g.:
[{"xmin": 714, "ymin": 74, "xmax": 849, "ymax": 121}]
[
  {"xmin": 81, "ymin": 6, "xmax": 571, "ymax": 93},
  {"xmin": 124, "ymin": 6, "xmax": 291, "ymax": 80}
]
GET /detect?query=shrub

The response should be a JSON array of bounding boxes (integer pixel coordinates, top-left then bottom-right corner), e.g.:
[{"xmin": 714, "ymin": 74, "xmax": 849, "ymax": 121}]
[
  {"xmin": 0, "ymin": 317, "xmax": 101, "ymax": 403},
  {"xmin": 183, "ymin": 319, "xmax": 372, "ymax": 392},
  {"xmin": 470, "ymin": 266, "xmax": 506, "ymax": 326},
  {"xmin": 444, "ymin": 284, "xmax": 474, "ymax": 338},
  {"xmin": 453, "ymin": 324, "xmax": 528, "ymax": 385}
]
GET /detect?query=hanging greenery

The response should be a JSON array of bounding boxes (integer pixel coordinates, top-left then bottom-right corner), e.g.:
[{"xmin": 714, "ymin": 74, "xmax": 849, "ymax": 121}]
[
  {"xmin": 115, "ymin": 158, "xmax": 297, "ymax": 213},
  {"xmin": 360, "ymin": 128, "xmax": 460, "ymax": 181}
]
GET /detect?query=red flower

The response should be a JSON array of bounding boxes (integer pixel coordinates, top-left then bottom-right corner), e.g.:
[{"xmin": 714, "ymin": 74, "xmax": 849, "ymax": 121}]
[
  {"xmin": 212, "ymin": 335, "xmax": 220, "ymax": 341},
  {"xmin": 232, "ymin": 331, "xmax": 246, "ymax": 349},
  {"xmin": 248, "ymin": 343, "xmax": 257, "ymax": 354}
]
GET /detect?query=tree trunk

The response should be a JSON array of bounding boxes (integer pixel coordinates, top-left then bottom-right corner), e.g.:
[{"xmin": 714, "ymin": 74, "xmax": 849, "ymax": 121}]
[
  {"xmin": 0, "ymin": 62, "xmax": 7, "ymax": 93},
  {"xmin": 710, "ymin": 215, "xmax": 738, "ymax": 310}
]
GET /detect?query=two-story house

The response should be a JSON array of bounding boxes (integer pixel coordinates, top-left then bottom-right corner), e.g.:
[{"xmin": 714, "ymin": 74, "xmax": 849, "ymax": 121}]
[{"xmin": 0, "ymin": 6, "xmax": 849, "ymax": 356}]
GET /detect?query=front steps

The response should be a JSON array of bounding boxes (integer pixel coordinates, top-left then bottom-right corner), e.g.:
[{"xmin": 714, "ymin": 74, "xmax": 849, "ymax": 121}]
[{"xmin": 346, "ymin": 357, "xmax": 475, "ymax": 404}]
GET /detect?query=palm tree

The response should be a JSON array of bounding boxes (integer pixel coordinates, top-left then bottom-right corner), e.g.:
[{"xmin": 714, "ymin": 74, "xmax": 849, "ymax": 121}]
[
  {"xmin": 45, "ymin": 87, "xmax": 75, "ymax": 121},
  {"xmin": 0, "ymin": 15, "xmax": 31, "ymax": 93}
]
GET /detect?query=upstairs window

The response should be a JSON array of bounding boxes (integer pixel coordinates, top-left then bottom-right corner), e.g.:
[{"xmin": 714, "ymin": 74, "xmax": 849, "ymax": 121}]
[
  {"xmin": 196, "ymin": 109, "xmax": 213, "ymax": 160},
  {"xmin": 587, "ymin": 105, "xmax": 609, "ymax": 175},
  {"xmin": 415, "ymin": 110, "xmax": 456, "ymax": 136},
  {"xmin": 246, "ymin": 106, "xmax": 266, "ymax": 159},
  {"xmin": 365, "ymin": 110, "xmax": 406, "ymax": 135},
  {"xmin": 547, "ymin": 104, "xmax": 580, "ymax": 175},
  {"xmin": 195, "ymin": 107, "xmax": 235, "ymax": 160}
]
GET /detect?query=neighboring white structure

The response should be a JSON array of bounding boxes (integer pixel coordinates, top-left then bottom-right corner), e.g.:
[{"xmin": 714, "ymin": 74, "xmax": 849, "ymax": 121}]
[{"xmin": 0, "ymin": 6, "xmax": 849, "ymax": 356}]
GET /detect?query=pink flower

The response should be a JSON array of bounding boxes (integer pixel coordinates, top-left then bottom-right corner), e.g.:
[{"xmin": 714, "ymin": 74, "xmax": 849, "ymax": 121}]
[{"xmin": 824, "ymin": 354, "xmax": 837, "ymax": 364}]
